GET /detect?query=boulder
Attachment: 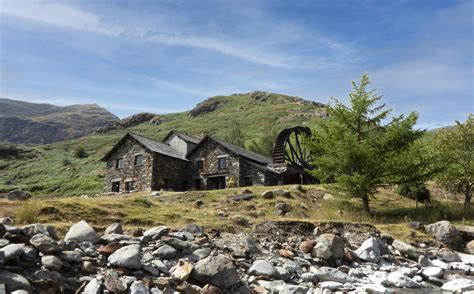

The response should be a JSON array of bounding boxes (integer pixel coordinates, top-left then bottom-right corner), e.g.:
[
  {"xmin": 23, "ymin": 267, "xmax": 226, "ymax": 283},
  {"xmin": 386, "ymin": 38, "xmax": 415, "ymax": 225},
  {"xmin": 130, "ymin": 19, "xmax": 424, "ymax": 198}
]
[
  {"xmin": 104, "ymin": 270, "xmax": 126, "ymax": 292},
  {"xmin": 181, "ymin": 223, "xmax": 203, "ymax": 236},
  {"xmin": 21, "ymin": 224, "xmax": 50, "ymax": 238},
  {"xmin": 273, "ymin": 189, "xmax": 291, "ymax": 198},
  {"xmin": 143, "ymin": 226, "xmax": 169, "ymax": 240},
  {"xmin": 6, "ymin": 190, "xmax": 30, "ymax": 201},
  {"xmin": 104, "ymin": 223, "xmax": 123, "ymax": 235},
  {"xmin": 192, "ymin": 254, "xmax": 240, "ymax": 289},
  {"xmin": 387, "ymin": 271, "xmax": 420, "ymax": 288},
  {"xmin": 425, "ymin": 221, "xmax": 463, "ymax": 250},
  {"xmin": 311, "ymin": 267, "xmax": 353, "ymax": 284},
  {"xmin": 130, "ymin": 280, "xmax": 148, "ymax": 294},
  {"xmin": 261, "ymin": 191, "xmax": 274, "ymax": 199},
  {"xmin": 83, "ymin": 278, "xmax": 102, "ymax": 294},
  {"xmin": 441, "ymin": 279, "xmax": 474, "ymax": 292},
  {"xmin": 170, "ymin": 260, "xmax": 193, "ymax": 281},
  {"xmin": 108, "ymin": 244, "xmax": 142, "ymax": 270},
  {"xmin": 0, "ymin": 243, "xmax": 24, "ymax": 261},
  {"xmin": 0, "ymin": 217, "xmax": 14, "ymax": 225},
  {"xmin": 355, "ymin": 237, "xmax": 381, "ymax": 263},
  {"xmin": 61, "ymin": 251, "xmax": 82, "ymax": 263},
  {"xmin": 248, "ymin": 260, "xmax": 280, "ymax": 279},
  {"xmin": 422, "ymin": 267, "xmax": 443, "ymax": 278},
  {"xmin": 465, "ymin": 240, "xmax": 474, "ymax": 254},
  {"xmin": 392, "ymin": 239, "xmax": 421, "ymax": 260},
  {"xmin": 152, "ymin": 244, "xmax": 177, "ymax": 259},
  {"xmin": 64, "ymin": 220, "xmax": 100, "ymax": 243},
  {"xmin": 0, "ymin": 271, "xmax": 31, "ymax": 292},
  {"xmin": 30, "ymin": 233, "xmax": 61, "ymax": 254},
  {"xmin": 312, "ymin": 234, "xmax": 345, "ymax": 260},
  {"xmin": 275, "ymin": 202, "xmax": 292, "ymax": 215},
  {"xmin": 41, "ymin": 255, "xmax": 63, "ymax": 271},
  {"xmin": 231, "ymin": 194, "xmax": 254, "ymax": 201}
]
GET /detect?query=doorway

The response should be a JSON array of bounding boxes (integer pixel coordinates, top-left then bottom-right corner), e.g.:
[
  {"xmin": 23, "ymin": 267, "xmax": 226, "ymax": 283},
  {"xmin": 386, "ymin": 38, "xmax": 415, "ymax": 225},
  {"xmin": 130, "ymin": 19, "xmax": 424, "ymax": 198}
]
[{"xmin": 207, "ymin": 176, "xmax": 226, "ymax": 190}]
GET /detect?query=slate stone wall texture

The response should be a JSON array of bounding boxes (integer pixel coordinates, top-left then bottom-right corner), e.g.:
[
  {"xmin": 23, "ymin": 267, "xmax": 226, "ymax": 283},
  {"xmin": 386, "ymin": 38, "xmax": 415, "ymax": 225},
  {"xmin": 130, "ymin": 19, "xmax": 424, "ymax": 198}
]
[
  {"xmin": 152, "ymin": 153, "xmax": 191, "ymax": 191},
  {"xmin": 239, "ymin": 159, "xmax": 280, "ymax": 186},
  {"xmin": 188, "ymin": 139, "xmax": 240, "ymax": 189},
  {"xmin": 104, "ymin": 137, "xmax": 154, "ymax": 192}
]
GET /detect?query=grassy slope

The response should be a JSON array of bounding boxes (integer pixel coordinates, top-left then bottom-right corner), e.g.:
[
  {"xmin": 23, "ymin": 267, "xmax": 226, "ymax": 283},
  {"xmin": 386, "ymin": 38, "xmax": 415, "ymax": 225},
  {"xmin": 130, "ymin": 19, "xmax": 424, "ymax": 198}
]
[
  {"xmin": 0, "ymin": 184, "xmax": 471, "ymax": 243},
  {"xmin": 0, "ymin": 93, "xmax": 326, "ymax": 196}
]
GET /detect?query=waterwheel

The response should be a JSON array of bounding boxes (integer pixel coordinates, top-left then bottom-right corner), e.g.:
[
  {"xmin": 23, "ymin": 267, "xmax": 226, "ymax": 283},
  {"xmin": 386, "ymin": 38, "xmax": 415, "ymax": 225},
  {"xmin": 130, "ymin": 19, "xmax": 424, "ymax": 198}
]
[{"xmin": 272, "ymin": 126, "xmax": 312, "ymax": 170}]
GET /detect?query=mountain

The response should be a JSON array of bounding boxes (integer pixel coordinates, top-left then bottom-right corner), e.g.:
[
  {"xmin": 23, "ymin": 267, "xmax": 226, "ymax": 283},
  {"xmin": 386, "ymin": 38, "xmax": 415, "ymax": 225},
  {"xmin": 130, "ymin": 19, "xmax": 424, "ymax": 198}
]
[
  {"xmin": 0, "ymin": 91, "xmax": 327, "ymax": 196},
  {"xmin": 0, "ymin": 98, "xmax": 120, "ymax": 144}
]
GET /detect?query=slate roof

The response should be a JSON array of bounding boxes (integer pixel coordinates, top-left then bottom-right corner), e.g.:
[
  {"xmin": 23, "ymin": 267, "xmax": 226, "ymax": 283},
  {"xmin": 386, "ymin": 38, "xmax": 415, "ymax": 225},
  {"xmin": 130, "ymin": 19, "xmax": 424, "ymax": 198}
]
[
  {"xmin": 102, "ymin": 132, "xmax": 188, "ymax": 161},
  {"xmin": 189, "ymin": 135, "xmax": 273, "ymax": 165},
  {"xmin": 162, "ymin": 130, "xmax": 200, "ymax": 145}
]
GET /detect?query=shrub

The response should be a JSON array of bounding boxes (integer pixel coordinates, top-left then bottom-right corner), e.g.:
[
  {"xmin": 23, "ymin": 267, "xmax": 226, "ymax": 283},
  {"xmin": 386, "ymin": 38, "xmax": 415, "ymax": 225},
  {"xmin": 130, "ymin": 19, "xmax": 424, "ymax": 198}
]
[
  {"xmin": 396, "ymin": 183, "xmax": 431, "ymax": 205},
  {"xmin": 74, "ymin": 146, "xmax": 88, "ymax": 159},
  {"xmin": 16, "ymin": 204, "xmax": 38, "ymax": 224},
  {"xmin": 62, "ymin": 158, "xmax": 72, "ymax": 166}
]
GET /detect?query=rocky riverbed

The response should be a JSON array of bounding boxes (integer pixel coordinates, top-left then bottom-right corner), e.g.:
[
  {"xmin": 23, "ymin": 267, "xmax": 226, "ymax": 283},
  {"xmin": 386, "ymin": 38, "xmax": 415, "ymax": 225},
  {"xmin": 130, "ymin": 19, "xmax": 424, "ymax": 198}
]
[{"xmin": 0, "ymin": 218, "xmax": 473, "ymax": 293}]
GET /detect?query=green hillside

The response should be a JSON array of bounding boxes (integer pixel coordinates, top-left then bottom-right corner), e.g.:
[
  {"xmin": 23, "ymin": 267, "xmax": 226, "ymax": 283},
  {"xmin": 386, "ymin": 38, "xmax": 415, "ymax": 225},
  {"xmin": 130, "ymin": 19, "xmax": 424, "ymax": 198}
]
[{"xmin": 0, "ymin": 92, "xmax": 327, "ymax": 196}]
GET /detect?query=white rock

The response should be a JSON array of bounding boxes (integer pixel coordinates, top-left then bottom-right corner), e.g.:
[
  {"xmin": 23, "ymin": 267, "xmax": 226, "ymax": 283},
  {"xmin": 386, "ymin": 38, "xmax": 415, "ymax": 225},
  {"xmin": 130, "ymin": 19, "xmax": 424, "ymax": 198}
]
[
  {"xmin": 83, "ymin": 278, "xmax": 101, "ymax": 294},
  {"xmin": 355, "ymin": 237, "xmax": 381, "ymax": 263},
  {"xmin": 64, "ymin": 220, "xmax": 100, "ymax": 243},
  {"xmin": 319, "ymin": 281, "xmax": 343, "ymax": 291},
  {"xmin": 441, "ymin": 279, "xmax": 474, "ymax": 292},
  {"xmin": 130, "ymin": 280, "xmax": 149, "ymax": 294},
  {"xmin": 422, "ymin": 267, "xmax": 443, "ymax": 278},
  {"xmin": 387, "ymin": 272, "xmax": 420, "ymax": 288},
  {"xmin": 459, "ymin": 252, "xmax": 474, "ymax": 265},
  {"xmin": 353, "ymin": 284, "xmax": 390, "ymax": 294},
  {"xmin": 431, "ymin": 259, "xmax": 449, "ymax": 270}
]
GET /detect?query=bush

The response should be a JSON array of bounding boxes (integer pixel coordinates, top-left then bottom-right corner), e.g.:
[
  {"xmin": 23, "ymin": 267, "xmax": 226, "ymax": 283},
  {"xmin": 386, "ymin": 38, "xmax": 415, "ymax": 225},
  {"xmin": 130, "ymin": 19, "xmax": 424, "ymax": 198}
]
[
  {"xmin": 396, "ymin": 183, "xmax": 431, "ymax": 204},
  {"xmin": 62, "ymin": 158, "xmax": 72, "ymax": 166},
  {"xmin": 74, "ymin": 146, "xmax": 88, "ymax": 159}
]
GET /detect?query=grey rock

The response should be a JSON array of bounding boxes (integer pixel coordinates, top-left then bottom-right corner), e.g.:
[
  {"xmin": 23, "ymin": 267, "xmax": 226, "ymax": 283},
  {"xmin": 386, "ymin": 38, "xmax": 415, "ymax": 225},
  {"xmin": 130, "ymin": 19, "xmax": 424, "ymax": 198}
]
[
  {"xmin": 193, "ymin": 247, "xmax": 211, "ymax": 259},
  {"xmin": 0, "ymin": 243, "xmax": 24, "ymax": 261},
  {"xmin": 438, "ymin": 248, "xmax": 461, "ymax": 262},
  {"xmin": 0, "ymin": 223, "xmax": 5, "ymax": 237},
  {"xmin": 248, "ymin": 260, "xmax": 280, "ymax": 279},
  {"xmin": 355, "ymin": 237, "xmax": 381, "ymax": 263},
  {"xmin": 104, "ymin": 270, "xmax": 126, "ymax": 292},
  {"xmin": 108, "ymin": 244, "xmax": 141, "ymax": 270},
  {"xmin": 319, "ymin": 281, "xmax": 343, "ymax": 291},
  {"xmin": 143, "ymin": 226, "xmax": 169, "ymax": 240},
  {"xmin": 61, "ymin": 250, "xmax": 83, "ymax": 263},
  {"xmin": 0, "ymin": 250, "xmax": 4, "ymax": 265},
  {"xmin": 101, "ymin": 233, "xmax": 133, "ymax": 243},
  {"xmin": 312, "ymin": 234, "xmax": 345, "ymax": 260},
  {"xmin": 21, "ymin": 245, "xmax": 38, "ymax": 261},
  {"xmin": 425, "ymin": 220, "xmax": 463, "ymax": 250},
  {"xmin": 130, "ymin": 280, "xmax": 149, "ymax": 294},
  {"xmin": 465, "ymin": 240, "xmax": 474, "ymax": 254},
  {"xmin": 64, "ymin": 220, "xmax": 100, "ymax": 243},
  {"xmin": 163, "ymin": 237, "xmax": 190, "ymax": 250},
  {"xmin": 191, "ymin": 254, "xmax": 240, "ymax": 289},
  {"xmin": 258, "ymin": 280, "xmax": 309, "ymax": 294},
  {"xmin": 81, "ymin": 260, "xmax": 97, "ymax": 273},
  {"xmin": 6, "ymin": 190, "xmax": 30, "ymax": 201},
  {"xmin": 152, "ymin": 244, "xmax": 177, "ymax": 259},
  {"xmin": 30, "ymin": 233, "xmax": 61, "ymax": 254},
  {"xmin": 275, "ymin": 202, "xmax": 292, "ymax": 215},
  {"xmin": 0, "ymin": 217, "xmax": 14, "ymax": 225},
  {"xmin": 105, "ymin": 223, "xmax": 123, "ymax": 235},
  {"xmin": 151, "ymin": 259, "xmax": 169, "ymax": 274},
  {"xmin": 0, "ymin": 271, "xmax": 31, "ymax": 292},
  {"xmin": 273, "ymin": 189, "xmax": 291, "ymax": 197},
  {"xmin": 392, "ymin": 239, "xmax": 421, "ymax": 260},
  {"xmin": 387, "ymin": 271, "xmax": 420, "ymax": 288},
  {"xmin": 21, "ymin": 224, "xmax": 49, "ymax": 237},
  {"xmin": 312, "ymin": 267, "xmax": 354, "ymax": 283},
  {"xmin": 41, "ymin": 255, "xmax": 63, "ymax": 271},
  {"xmin": 261, "ymin": 190, "xmax": 274, "ymax": 199}
]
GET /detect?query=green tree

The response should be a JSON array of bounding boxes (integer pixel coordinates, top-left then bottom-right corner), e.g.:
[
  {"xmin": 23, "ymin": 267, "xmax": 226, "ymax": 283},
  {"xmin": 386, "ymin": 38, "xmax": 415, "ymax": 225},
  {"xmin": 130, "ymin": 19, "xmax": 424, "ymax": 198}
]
[
  {"xmin": 309, "ymin": 74, "xmax": 424, "ymax": 213},
  {"xmin": 226, "ymin": 120, "xmax": 245, "ymax": 147},
  {"xmin": 246, "ymin": 123, "xmax": 279, "ymax": 157},
  {"xmin": 434, "ymin": 114, "xmax": 473, "ymax": 205}
]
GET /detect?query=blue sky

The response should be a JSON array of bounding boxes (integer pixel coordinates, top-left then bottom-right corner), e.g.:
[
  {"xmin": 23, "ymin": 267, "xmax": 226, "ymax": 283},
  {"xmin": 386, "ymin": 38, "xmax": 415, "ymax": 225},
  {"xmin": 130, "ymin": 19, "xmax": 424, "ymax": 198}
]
[{"xmin": 0, "ymin": 0, "xmax": 472, "ymax": 128}]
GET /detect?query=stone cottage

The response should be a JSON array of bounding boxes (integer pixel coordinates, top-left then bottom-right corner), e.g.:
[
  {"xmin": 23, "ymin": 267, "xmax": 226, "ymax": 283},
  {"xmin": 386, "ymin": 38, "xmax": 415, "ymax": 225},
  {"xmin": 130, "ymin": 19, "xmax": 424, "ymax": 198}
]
[
  {"xmin": 187, "ymin": 136, "xmax": 280, "ymax": 190},
  {"xmin": 102, "ymin": 132, "xmax": 191, "ymax": 192},
  {"xmin": 102, "ymin": 131, "xmax": 282, "ymax": 193}
]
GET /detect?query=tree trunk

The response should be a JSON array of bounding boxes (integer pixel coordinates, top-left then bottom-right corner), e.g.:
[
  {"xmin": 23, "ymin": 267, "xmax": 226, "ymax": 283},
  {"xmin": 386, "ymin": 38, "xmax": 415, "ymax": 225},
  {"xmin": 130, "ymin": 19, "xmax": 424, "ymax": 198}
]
[
  {"xmin": 464, "ymin": 184, "xmax": 472, "ymax": 205},
  {"xmin": 362, "ymin": 195, "xmax": 370, "ymax": 214}
]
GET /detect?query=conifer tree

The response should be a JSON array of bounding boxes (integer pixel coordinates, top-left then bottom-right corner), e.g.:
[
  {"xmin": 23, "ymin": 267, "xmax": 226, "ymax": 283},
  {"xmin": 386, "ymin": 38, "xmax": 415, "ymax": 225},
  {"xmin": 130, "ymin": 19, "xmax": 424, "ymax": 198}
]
[{"xmin": 309, "ymin": 74, "xmax": 424, "ymax": 213}]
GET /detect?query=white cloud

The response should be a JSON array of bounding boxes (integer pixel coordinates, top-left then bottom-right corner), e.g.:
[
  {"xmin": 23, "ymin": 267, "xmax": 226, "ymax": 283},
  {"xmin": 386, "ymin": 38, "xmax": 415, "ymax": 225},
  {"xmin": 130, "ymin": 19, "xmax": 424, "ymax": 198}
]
[{"xmin": 0, "ymin": 0, "xmax": 352, "ymax": 69}]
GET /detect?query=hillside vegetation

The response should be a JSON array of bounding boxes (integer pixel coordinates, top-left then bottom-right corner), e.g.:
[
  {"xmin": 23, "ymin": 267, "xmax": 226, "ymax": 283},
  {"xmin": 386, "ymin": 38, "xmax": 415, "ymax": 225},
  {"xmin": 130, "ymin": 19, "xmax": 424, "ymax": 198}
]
[
  {"xmin": 0, "ymin": 98, "xmax": 119, "ymax": 144},
  {"xmin": 0, "ymin": 92, "xmax": 327, "ymax": 196}
]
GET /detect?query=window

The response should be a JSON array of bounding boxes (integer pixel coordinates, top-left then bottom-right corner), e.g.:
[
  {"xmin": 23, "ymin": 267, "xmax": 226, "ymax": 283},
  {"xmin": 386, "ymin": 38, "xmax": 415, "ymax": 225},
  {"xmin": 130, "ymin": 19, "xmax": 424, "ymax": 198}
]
[
  {"xmin": 195, "ymin": 159, "xmax": 203, "ymax": 170},
  {"xmin": 112, "ymin": 181, "xmax": 120, "ymax": 192},
  {"xmin": 134, "ymin": 154, "xmax": 143, "ymax": 166},
  {"xmin": 218, "ymin": 157, "xmax": 227, "ymax": 169},
  {"xmin": 115, "ymin": 158, "xmax": 123, "ymax": 169},
  {"xmin": 125, "ymin": 181, "xmax": 135, "ymax": 192}
]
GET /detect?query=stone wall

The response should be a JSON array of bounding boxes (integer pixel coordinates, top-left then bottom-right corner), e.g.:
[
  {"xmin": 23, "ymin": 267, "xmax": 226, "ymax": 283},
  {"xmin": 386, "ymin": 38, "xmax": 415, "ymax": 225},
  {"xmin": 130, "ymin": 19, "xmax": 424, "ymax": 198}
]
[
  {"xmin": 152, "ymin": 153, "xmax": 191, "ymax": 191},
  {"xmin": 189, "ymin": 139, "xmax": 240, "ymax": 189},
  {"xmin": 104, "ymin": 138, "xmax": 154, "ymax": 192},
  {"xmin": 164, "ymin": 134, "xmax": 197, "ymax": 158},
  {"xmin": 239, "ymin": 159, "xmax": 280, "ymax": 186}
]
